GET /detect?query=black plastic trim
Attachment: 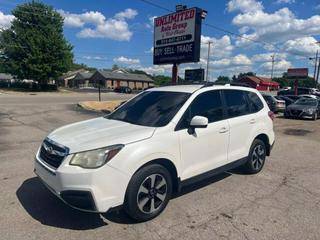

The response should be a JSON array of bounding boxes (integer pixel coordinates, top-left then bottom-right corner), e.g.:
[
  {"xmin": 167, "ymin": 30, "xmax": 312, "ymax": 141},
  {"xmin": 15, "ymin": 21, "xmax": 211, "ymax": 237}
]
[
  {"xmin": 60, "ymin": 190, "xmax": 97, "ymax": 212},
  {"xmin": 178, "ymin": 157, "xmax": 247, "ymax": 191}
]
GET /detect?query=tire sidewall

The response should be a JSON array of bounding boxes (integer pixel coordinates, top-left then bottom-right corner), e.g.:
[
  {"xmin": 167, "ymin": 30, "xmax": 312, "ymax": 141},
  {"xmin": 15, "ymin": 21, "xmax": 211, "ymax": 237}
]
[
  {"xmin": 124, "ymin": 164, "xmax": 172, "ymax": 221},
  {"xmin": 246, "ymin": 139, "xmax": 266, "ymax": 174}
]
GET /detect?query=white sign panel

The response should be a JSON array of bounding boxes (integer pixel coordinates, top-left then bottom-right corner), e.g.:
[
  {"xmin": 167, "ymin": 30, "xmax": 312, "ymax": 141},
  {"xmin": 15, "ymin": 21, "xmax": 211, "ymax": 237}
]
[{"xmin": 153, "ymin": 8, "xmax": 201, "ymax": 65}]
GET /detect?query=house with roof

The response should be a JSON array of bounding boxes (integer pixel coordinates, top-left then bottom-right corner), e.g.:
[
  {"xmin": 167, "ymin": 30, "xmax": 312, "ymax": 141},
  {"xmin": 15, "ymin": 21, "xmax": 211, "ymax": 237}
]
[
  {"xmin": 69, "ymin": 72, "xmax": 94, "ymax": 88},
  {"xmin": 89, "ymin": 70, "xmax": 154, "ymax": 90},
  {"xmin": 238, "ymin": 75, "xmax": 280, "ymax": 91},
  {"xmin": 58, "ymin": 69, "xmax": 88, "ymax": 87}
]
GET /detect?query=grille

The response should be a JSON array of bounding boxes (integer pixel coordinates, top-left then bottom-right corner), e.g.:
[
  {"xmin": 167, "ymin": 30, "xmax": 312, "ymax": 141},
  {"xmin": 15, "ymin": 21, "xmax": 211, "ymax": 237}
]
[
  {"xmin": 290, "ymin": 109, "xmax": 302, "ymax": 116},
  {"xmin": 39, "ymin": 139, "xmax": 69, "ymax": 169}
]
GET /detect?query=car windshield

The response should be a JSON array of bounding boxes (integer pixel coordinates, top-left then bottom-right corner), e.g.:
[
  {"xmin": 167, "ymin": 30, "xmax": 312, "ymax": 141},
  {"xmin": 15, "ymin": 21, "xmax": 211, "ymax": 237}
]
[
  {"xmin": 294, "ymin": 98, "xmax": 317, "ymax": 106},
  {"xmin": 106, "ymin": 91, "xmax": 191, "ymax": 127}
]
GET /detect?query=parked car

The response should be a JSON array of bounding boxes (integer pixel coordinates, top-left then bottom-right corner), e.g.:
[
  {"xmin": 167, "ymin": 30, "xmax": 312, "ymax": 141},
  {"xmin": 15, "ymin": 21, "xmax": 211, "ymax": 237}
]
[
  {"xmin": 284, "ymin": 95, "xmax": 303, "ymax": 102},
  {"xmin": 34, "ymin": 85, "xmax": 275, "ymax": 221},
  {"xmin": 278, "ymin": 87, "xmax": 316, "ymax": 96},
  {"xmin": 299, "ymin": 94, "xmax": 319, "ymax": 100},
  {"xmin": 284, "ymin": 98, "xmax": 320, "ymax": 120},
  {"xmin": 262, "ymin": 94, "xmax": 285, "ymax": 113},
  {"xmin": 274, "ymin": 95, "xmax": 294, "ymax": 107},
  {"xmin": 114, "ymin": 86, "xmax": 132, "ymax": 94}
]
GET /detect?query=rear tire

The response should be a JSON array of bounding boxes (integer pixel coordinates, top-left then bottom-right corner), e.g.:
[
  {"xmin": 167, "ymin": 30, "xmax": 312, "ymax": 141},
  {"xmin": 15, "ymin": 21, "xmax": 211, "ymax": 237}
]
[
  {"xmin": 124, "ymin": 164, "xmax": 172, "ymax": 222},
  {"xmin": 243, "ymin": 139, "xmax": 266, "ymax": 174}
]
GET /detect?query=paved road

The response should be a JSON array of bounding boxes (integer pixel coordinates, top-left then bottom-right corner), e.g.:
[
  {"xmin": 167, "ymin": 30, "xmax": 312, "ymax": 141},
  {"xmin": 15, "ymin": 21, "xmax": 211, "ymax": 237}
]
[{"xmin": 0, "ymin": 92, "xmax": 319, "ymax": 240}]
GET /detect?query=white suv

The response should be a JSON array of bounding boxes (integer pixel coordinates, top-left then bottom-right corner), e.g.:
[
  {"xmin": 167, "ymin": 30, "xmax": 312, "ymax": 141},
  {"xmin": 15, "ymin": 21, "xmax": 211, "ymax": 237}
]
[{"xmin": 34, "ymin": 84, "xmax": 275, "ymax": 221}]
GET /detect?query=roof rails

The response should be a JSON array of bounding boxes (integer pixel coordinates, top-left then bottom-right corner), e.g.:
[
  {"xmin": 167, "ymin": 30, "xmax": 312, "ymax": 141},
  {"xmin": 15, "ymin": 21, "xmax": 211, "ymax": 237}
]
[{"xmin": 160, "ymin": 81, "xmax": 254, "ymax": 89}]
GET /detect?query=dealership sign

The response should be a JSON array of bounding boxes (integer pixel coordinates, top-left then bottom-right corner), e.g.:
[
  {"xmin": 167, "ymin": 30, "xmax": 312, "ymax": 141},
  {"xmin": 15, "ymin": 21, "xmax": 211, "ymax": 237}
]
[
  {"xmin": 153, "ymin": 7, "xmax": 202, "ymax": 65},
  {"xmin": 287, "ymin": 68, "xmax": 309, "ymax": 78}
]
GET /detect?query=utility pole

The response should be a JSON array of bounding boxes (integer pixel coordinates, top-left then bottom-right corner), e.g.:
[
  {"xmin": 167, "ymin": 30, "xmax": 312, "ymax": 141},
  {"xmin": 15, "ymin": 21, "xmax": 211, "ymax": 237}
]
[
  {"xmin": 316, "ymin": 57, "xmax": 320, "ymax": 85},
  {"xmin": 206, "ymin": 41, "xmax": 212, "ymax": 82},
  {"xmin": 313, "ymin": 50, "xmax": 318, "ymax": 80},
  {"xmin": 270, "ymin": 54, "xmax": 275, "ymax": 80}
]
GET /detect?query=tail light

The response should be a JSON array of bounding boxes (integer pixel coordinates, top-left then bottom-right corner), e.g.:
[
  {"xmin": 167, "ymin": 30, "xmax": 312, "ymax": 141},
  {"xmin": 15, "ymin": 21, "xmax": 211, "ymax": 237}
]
[{"xmin": 268, "ymin": 111, "xmax": 275, "ymax": 121}]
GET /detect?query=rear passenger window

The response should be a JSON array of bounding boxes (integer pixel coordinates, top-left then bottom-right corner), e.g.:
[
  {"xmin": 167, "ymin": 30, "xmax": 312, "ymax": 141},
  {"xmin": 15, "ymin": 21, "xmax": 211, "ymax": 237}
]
[
  {"xmin": 177, "ymin": 90, "xmax": 224, "ymax": 130},
  {"xmin": 246, "ymin": 92, "xmax": 264, "ymax": 113},
  {"xmin": 223, "ymin": 90, "xmax": 250, "ymax": 118}
]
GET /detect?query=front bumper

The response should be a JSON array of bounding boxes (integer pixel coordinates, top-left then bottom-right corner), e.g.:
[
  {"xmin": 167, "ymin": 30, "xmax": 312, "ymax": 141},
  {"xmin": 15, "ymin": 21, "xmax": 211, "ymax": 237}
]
[
  {"xmin": 34, "ymin": 150, "xmax": 131, "ymax": 213},
  {"xmin": 284, "ymin": 110, "xmax": 314, "ymax": 119}
]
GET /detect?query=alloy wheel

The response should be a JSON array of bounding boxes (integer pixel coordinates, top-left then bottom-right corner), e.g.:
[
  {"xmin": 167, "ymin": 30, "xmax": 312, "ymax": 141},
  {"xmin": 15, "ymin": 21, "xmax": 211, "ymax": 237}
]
[
  {"xmin": 137, "ymin": 174, "xmax": 167, "ymax": 214},
  {"xmin": 251, "ymin": 144, "xmax": 265, "ymax": 170}
]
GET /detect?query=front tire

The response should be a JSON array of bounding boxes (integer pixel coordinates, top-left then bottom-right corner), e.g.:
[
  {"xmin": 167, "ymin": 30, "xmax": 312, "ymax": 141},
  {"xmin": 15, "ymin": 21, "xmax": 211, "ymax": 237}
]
[
  {"xmin": 243, "ymin": 139, "xmax": 266, "ymax": 174},
  {"xmin": 313, "ymin": 112, "xmax": 318, "ymax": 121},
  {"xmin": 124, "ymin": 164, "xmax": 172, "ymax": 221}
]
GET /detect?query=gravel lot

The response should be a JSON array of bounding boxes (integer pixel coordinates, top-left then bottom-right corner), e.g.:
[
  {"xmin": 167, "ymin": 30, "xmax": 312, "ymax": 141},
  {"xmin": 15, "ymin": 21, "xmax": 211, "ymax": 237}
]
[{"xmin": 0, "ymin": 91, "xmax": 319, "ymax": 240}]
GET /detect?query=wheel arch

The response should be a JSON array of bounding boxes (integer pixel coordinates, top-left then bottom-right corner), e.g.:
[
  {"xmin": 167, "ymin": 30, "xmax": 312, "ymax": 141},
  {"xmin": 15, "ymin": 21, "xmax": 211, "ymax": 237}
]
[
  {"xmin": 254, "ymin": 133, "xmax": 271, "ymax": 156},
  {"xmin": 134, "ymin": 158, "xmax": 179, "ymax": 192}
]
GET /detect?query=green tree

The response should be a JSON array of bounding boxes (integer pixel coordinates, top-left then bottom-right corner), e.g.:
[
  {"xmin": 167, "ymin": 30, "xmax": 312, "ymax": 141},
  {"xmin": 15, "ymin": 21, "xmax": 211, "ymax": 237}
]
[
  {"xmin": 0, "ymin": 1, "xmax": 73, "ymax": 85},
  {"xmin": 153, "ymin": 75, "xmax": 171, "ymax": 86},
  {"xmin": 112, "ymin": 64, "xmax": 120, "ymax": 71},
  {"xmin": 215, "ymin": 76, "xmax": 230, "ymax": 84}
]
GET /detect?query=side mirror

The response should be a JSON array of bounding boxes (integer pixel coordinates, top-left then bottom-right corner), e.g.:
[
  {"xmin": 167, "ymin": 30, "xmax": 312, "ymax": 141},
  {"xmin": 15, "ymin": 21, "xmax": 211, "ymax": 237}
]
[{"xmin": 188, "ymin": 116, "xmax": 208, "ymax": 134}]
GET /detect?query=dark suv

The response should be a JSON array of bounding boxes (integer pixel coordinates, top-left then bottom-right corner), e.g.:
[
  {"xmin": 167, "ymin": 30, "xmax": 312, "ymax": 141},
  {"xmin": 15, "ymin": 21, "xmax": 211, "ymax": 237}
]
[{"xmin": 114, "ymin": 86, "xmax": 132, "ymax": 94}]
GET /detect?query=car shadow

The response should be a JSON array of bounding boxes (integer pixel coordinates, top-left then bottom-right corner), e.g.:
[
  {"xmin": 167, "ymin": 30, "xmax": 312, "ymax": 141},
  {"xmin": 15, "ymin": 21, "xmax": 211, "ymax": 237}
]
[
  {"xmin": 17, "ymin": 171, "xmax": 240, "ymax": 227},
  {"xmin": 172, "ymin": 172, "xmax": 232, "ymax": 198},
  {"xmin": 16, "ymin": 177, "xmax": 108, "ymax": 230}
]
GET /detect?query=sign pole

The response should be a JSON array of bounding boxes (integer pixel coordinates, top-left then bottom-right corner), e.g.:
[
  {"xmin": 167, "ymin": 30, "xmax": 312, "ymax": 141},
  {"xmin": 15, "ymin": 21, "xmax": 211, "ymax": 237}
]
[
  {"xmin": 172, "ymin": 63, "xmax": 178, "ymax": 84},
  {"xmin": 98, "ymin": 79, "xmax": 102, "ymax": 102},
  {"xmin": 206, "ymin": 41, "xmax": 212, "ymax": 82}
]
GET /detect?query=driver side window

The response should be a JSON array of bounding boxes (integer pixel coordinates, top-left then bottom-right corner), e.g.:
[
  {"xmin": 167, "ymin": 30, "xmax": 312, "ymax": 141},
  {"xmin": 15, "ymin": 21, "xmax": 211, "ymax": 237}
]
[{"xmin": 176, "ymin": 90, "xmax": 224, "ymax": 130}]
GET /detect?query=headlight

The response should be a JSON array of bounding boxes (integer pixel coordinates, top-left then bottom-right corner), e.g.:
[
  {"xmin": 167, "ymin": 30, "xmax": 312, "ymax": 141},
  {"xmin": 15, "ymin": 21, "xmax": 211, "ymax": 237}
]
[
  {"xmin": 70, "ymin": 144, "xmax": 124, "ymax": 168},
  {"xmin": 305, "ymin": 109, "xmax": 314, "ymax": 114}
]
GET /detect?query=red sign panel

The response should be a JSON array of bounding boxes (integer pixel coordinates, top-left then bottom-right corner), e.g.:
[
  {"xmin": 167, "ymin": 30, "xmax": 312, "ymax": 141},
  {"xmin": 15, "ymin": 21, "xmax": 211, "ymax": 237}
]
[{"xmin": 287, "ymin": 68, "xmax": 309, "ymax": 78}]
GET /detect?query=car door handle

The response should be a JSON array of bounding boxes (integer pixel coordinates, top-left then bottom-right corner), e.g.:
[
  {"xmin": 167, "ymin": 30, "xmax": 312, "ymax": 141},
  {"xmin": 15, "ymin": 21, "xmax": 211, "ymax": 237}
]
[
  {"xmin": 249, "ymin": 119, "xmax": 256, "ymax": 124},
  {"xmin": 219, "ymin": 127, "xmax": 228, "ymax": 133}
]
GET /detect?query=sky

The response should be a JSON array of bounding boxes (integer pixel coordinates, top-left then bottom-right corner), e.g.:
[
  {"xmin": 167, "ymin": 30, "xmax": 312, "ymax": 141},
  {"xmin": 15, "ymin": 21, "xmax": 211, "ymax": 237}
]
[{"xmin": 0, "ymin": 0, "xmax": 320, "ymax": 80}]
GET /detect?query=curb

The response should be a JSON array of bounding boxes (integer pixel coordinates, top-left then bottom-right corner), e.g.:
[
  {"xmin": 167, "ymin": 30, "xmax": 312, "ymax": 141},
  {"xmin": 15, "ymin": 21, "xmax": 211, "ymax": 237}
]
[{"xmin": 76, "ymin": 102, "xmax": 112, "ymax": 114}]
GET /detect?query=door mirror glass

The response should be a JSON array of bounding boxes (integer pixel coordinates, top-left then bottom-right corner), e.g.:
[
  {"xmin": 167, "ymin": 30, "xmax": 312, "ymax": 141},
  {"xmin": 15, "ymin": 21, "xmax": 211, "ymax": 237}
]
[{"xmin": 190, "ymin": 116, "xmax": 208, "ymax": 128}]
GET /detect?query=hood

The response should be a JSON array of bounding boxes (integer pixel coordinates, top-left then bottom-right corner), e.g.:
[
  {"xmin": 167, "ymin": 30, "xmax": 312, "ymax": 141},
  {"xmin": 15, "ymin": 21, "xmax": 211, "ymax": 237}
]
[
  {"xmin": 287, "ymin": 104, "xmax": 316, "ymax": 111},
  {"xmin": 47, "ymin": 117, "xmax": 156, "ymax": 153}
]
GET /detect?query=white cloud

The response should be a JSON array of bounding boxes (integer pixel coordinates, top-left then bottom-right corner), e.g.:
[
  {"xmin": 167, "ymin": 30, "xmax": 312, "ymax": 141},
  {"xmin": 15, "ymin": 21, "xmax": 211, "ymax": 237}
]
[
  {"xmin": 59, "ymin": 8, "xmax": 138, "ymax": 41},
  {"xmin": 252, "ymin": 52, "xmax": 287, "ymax": 62},
  {"xmin": 276, "ymin": 0, "xmax": 295, "ymax": 4},
  {"xmin": 260, "ymin": 59, "xmax": 292, "ymax": 71},
  {"xmin": 82, "ymin": 56, "xmax": 103, "ymax": 60},
  {"xmin": 138, "ymin": 65, "xmax": 172, "ymax": 75},
  {"xmin": 231, "ymin": 4, "xmax": 320, "ymax": 45},
  {"xmin": 58, "ymin": 10, "xmax": 106, "ymax": 27},
  {"xmin": 227, "ymin": 0, "xmax": 263, "ymax": 13},
  {"xmin": 114, "ymin": 9, "xmax": 138, "ymax": 20},
  {"xmin": 113, "ymin": 56, "xmax": 140, "ymax": 64},
  {"xmin": 210, "ymin": 54, "xmax": 252, "ymax": 69},
  {"xmin": 145, "ymin": 15, "xmax": 157, "ymax": 29},
  {"xmin": 77, "ymin": 18, "xmax": 133, "ymax": 41},
  {"xmin": 0, "ymin": 11, "xmax": 14, "ymax": 29},
  {"xmin": 144, "ymin": 47, "xmax": 154, "ymax": 53},
  {"xmin": 283, "ymin": 36, "xmax": 319, "ymax": 57},
  {"xmin": 201, "ymin": 35, "xmax": 234, "ymax": 59}
]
